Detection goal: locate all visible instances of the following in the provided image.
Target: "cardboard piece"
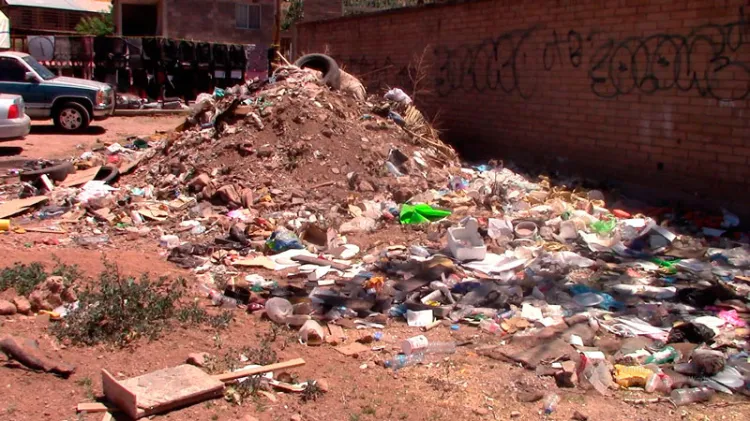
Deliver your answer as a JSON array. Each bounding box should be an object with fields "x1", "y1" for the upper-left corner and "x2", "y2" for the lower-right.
[
  {"x1": 60, "y1": 166, "x2": 101, "y2": 188},
  {"x1": 233, "y1": 255, "x2": 276, "y2": 270},
  {"x1": 334, "y1": 342, "x2": 370, "y2": 357},
  {"x1": 0, "y1": 196, "x2": 48, "y2": 219}
]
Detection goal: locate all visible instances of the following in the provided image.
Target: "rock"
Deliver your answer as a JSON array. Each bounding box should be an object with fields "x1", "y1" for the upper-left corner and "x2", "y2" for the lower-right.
[
  {"x1": 473, "y1": 408, "x2": 489, "y2": 416},
  {"x1": 186, "y1": 352, "x2": 210, "y2": 368},
  {"x1": 240, "y1": 416, "x2": 260, "y2": 421},
  {"x1": 215, "y1": 184, "x2": 242, "y2": 206},
  {"x1": 12, "y1": 296, "x2": 31, "y2": 315},
  {"x1": 189, "y1": 173, "x2": 212, "y2": 192},
  {"x1": 321, "y1": 128, "x2": 333, "y2": 138},
  {"x1": 516, "y1": 391, "x2": 544, "y2": 402},
  {"x1": 29, "y1": 277, "x2": 74, "y2": 312},
  {"x1": 240, "y1": 188, "x2": 254, "y2": 209},
  {"x1": 555, "y1": 370, "x2": 576, "y2": 388},
  {"x1": 358, "y1": 180, "x2": 375, "y2": 192},
  {"x1": 257, "y1": 145, "x2": 274, "y2": 158},
  {"x1": 511, "y1": 411, "x2": 521, "y2": 418},
  {"x1": 572, "y1": 411, "x2": 589, "y2": 421},
  {"x1": 316, "y1": 378, "x2": 330, "y2": 393},
  {"x1": 290, "y1": 414, "x2": 302, "y2": 421},
  {"x1": 0, "y1": 300, "x2": 17, "y2": 316},
  {"x1": 392, "y1": 186, "x2": 415, "y2": 203},
  {"x1": 339, "y1": 217, "x2": 376, "y2": 234}
]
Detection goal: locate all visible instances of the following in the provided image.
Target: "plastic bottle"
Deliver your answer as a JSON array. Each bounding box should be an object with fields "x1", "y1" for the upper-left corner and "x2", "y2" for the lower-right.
[
  {"x1": 645, "y1": 372, "x2": 673, "y2": 394},
  {"x1": 670, "y1": 387, "x2": 714, "y2": 406},
  {"x1": 543, "y1": 393, "x2": 560, "y2": 414},
  {"x1": 384, "y1": 353, "x2": 425, "y2": 370},
  {"x1": 426, "y1": 342, "x2": 456, "y2": 354},
  {"x1": 644, "y1": 346, "x2": 680, "y2": 365},
  {"x1": 402, "y1": 335, "x2": 456, "y2": 355},
  {"x1": 479, "y1": 319, "x2": 503, "y2": 334},
  {"x1": 198, "y1": 283, "x2": 239, "y2": 308}
]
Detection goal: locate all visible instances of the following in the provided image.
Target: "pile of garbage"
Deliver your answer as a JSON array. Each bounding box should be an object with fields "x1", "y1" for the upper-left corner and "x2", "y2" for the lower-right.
[{"x1": 1, "y1": 56, "x2": 749, "y2": 409}]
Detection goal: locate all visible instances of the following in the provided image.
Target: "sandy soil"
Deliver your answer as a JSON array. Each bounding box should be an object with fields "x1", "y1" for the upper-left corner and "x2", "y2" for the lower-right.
[{"x1": 0, "y1": 115, "x2": 184, "y2": 162}]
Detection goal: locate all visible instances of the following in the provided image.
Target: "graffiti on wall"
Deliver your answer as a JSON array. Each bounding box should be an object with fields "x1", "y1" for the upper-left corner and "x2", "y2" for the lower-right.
[{"x1": 432, "y1": 7, "x2": 750, "y2": 101}]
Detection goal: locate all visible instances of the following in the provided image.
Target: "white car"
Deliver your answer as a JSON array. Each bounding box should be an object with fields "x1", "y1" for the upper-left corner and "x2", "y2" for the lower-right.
[{"x1": 0, "y1": 93, "x2": 30, "y2": 140}]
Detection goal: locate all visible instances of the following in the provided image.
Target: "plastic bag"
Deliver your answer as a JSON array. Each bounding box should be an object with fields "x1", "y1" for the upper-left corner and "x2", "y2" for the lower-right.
[
  {"x1": 384, "y1": 88, "x2": 412, "y2": 104},
  {"x1": 400, "y1": 203, "x2": 451, "y2": 224},
  {"x1": 266, "y1": 228, "x2": 304, "y2": 253}
]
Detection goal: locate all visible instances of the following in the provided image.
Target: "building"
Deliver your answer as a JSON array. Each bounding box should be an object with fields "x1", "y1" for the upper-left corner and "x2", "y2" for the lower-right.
[
  {"x1": 0, "y1": 0, "x2": 110, "y2": 36},
  {"x1": 112, "y1": 0, "x2": 275, "y2": 45}
]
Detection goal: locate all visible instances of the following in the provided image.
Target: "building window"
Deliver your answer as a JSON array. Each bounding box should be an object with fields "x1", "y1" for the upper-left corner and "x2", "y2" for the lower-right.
[{"x1": 236, "y1": 4, "x2": 261, "y2": 29}]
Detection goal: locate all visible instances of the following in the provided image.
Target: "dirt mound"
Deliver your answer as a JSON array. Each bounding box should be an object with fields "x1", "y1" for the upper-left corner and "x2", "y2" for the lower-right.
[{"x1": 125, "y1": 66, "x2": 458, "y2": 229}]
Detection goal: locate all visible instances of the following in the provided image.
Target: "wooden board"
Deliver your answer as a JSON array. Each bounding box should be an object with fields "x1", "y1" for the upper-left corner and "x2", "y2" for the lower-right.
[
  {"x1": 0, "y1": 196, "x2": 48, "y2": 219},
  {"x1": 60, "y1": 166, "x2": 101, "y2": 187},
  {"x1": 213, "y1": 358, "x2": 306, "y2": 383},
  {"x1": 76, "y1": 402, "x2": 110, "y2": 413},
  {"x1": 102, "y1": 365, "x2": 223, "y2": 419}
]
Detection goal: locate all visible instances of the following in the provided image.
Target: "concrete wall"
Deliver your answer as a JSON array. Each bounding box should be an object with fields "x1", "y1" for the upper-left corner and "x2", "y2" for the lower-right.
[
  {"x1": 297, "y1": 0, "x2": 750, "y2": 211},
  {"x1": 167, "y1": 0, "x2": 275, "y2": 44}
]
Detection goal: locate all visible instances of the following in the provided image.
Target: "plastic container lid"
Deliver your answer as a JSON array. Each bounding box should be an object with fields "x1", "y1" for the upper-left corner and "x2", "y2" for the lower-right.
[{"x1": 573, "y1": 292, "x2": 604, "y2": 307}]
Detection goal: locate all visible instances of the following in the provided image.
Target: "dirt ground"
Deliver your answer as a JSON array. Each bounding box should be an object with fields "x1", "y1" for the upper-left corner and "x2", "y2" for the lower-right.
[
  {"x1": 0, "y1": 104, "x2": 747, "y2": 420},
  {"x1": 0, "y1": 115, "x2": 184, "y2": 163},
  {"x1": 0, "y1": 244, "x2": 748, "y2": 421}
]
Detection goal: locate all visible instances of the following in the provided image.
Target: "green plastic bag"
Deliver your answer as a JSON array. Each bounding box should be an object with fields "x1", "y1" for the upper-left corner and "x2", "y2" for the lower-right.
[
  {"x1": 399, "y1": 203, "x2": 451, "y2": 225},
  {"x1": 590, "y1": 217, "x2": 616, "y2": 235}
]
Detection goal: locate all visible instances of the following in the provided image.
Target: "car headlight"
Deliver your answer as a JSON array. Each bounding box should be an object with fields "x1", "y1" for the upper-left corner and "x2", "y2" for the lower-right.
[{"x1": 96, "y1": 89, "x2": 108, "y2": 105}]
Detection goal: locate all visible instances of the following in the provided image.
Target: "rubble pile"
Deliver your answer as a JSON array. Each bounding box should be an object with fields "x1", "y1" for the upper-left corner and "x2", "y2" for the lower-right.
[{"x1": 1, "y1": 59, "x2": 749, "y2": 414}]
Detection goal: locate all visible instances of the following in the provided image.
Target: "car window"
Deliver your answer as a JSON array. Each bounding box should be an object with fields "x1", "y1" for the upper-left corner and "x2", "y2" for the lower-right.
[
  {"x1": 22, "y1": 56, "x2": 55, "y2": 80},
  {"x1": 0, "y1": 57, "x2": 28, "y2": 82}
]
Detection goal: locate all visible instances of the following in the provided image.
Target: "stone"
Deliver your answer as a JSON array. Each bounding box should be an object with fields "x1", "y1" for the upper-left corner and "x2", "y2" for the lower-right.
[
  {"x1": 473, "y1": 408, "x2": 489, "y2": 416},
  {"x1": 392, "y1": 186, "x2": 415, "y2": 203},
  {"x1": 290, "y1": 414, "x2": 302, "y2": 421},
  {"x1": 12, "y1": 296, "x2": 31, "y2": 315},
  {"x1": 358, "y1": 180, "x2": 375, "y2": 192},
  {"x1": 29, "y1": 276, "x2": 74, "y2": 312},
  {"x1": 240, "y1": 188, "x2": 254, "y2": 209},
  {"x1": 0, "y1": 299, "x2": 17, "y2": 316},
  {"x1": 516, "y1": 391, "x2": 544, "y2": 402},
  {"x1": 186, "y1": 352, "x2": 210, "y2": 368},
  {"x1": 554, "y1": 370, "x2": 576, "y2": 388},
  {"x1": 241, "y1": 416, "x2": 260, "y2": 421},
  {"x1": 257, "y1": 145, "x2": 274, "y2": 158},
  {"x1": 321, "y1": 128, "x2": 333, "y2": 138},
  {"x1": 510, "y1": 411, "x2": 521, "y2": 418},
  {"x1": 316, "y1": 378, "x2": 330, "y2": 393},
  {"x1": 189, "y1": 173, "x2": 212, "y2": 192},
  {"x1": 572, "y1": 411, "x2": 589, "y2": 421},
  {"x1": 215, "y1": 184, "x2": 242, "y2": 206}
]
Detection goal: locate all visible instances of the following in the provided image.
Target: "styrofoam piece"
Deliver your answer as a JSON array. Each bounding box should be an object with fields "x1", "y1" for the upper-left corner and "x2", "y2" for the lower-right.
[{"x1": 448, "y1": 217, "x2": 487, "y2": 261}]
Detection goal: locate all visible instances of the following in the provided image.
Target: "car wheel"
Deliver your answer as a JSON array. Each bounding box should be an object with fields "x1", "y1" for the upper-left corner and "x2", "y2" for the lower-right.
[{"x1": 54, "y1": 102, "x2": 90, "y2": 132}]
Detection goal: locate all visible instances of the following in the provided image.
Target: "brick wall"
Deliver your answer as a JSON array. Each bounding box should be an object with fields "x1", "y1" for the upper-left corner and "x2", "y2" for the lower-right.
[
  {"x1": 302, "y1": 0, "x2": 342, "y2": 22},
  {"x1": 297, "y1": 0, "x2": 750, "y2": 213},
  {"x1": 167, "y1": 0, "x2": 275, "y2": 45}
]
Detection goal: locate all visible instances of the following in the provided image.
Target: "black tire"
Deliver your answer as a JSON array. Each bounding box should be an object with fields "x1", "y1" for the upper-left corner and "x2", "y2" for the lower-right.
[
  {"x1": 19, "y1": 162, "x2": 75, "y2": 182},
  {"x1": 53, "y1": 102, "x2": 90, "y2": 132},
  {"x1": 94, "y1": 165, "x2": 120, "y2": 184},
  {"x1": 294, "y1": 54, "x2": 341, "y2": 90}
]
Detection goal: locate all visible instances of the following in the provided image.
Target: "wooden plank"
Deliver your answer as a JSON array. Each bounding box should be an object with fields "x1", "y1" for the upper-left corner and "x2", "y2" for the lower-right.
[
  {"x1": 76, "y1": 402, "x2": 109, "y2": 413},
  {"x1": 213, "y1": 358, "x2": 306, "y2": 383},
  {"x1": 60, "y1": 166, "x2": 101, "y2": 187},
  {"x1": 0, "y1": 196, "x2": 48, "y2": 219},
  {"x1": 292, "y1": 255, "x2": 350, "y2": 271},
  {"x1": 24, "y1": 227, "x2": 67, "y2": 234},
  {"x1": 102, "y1": 369, "x2": 141, "y2": 420}
]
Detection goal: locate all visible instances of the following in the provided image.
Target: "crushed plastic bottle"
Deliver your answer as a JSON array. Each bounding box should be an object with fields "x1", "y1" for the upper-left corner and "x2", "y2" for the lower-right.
[
  {"x1": 543, "y1": 393, "x2": 560, "y2": 414},
  {"x1": 198, "y1": 283, "x2": 239, "y2": 308},
  {"x1": 75, "y1": 234, "x2": 110, "y2": 246},
  {"x1": 384, "y1": 353, "x2": 425, "y2": 370},
  {"x1": 479, "y1": 319, "x2": 503, "y2": 334},
  {"x1": 670, "y1": 387, "x2": 714, "y2": 406}
]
